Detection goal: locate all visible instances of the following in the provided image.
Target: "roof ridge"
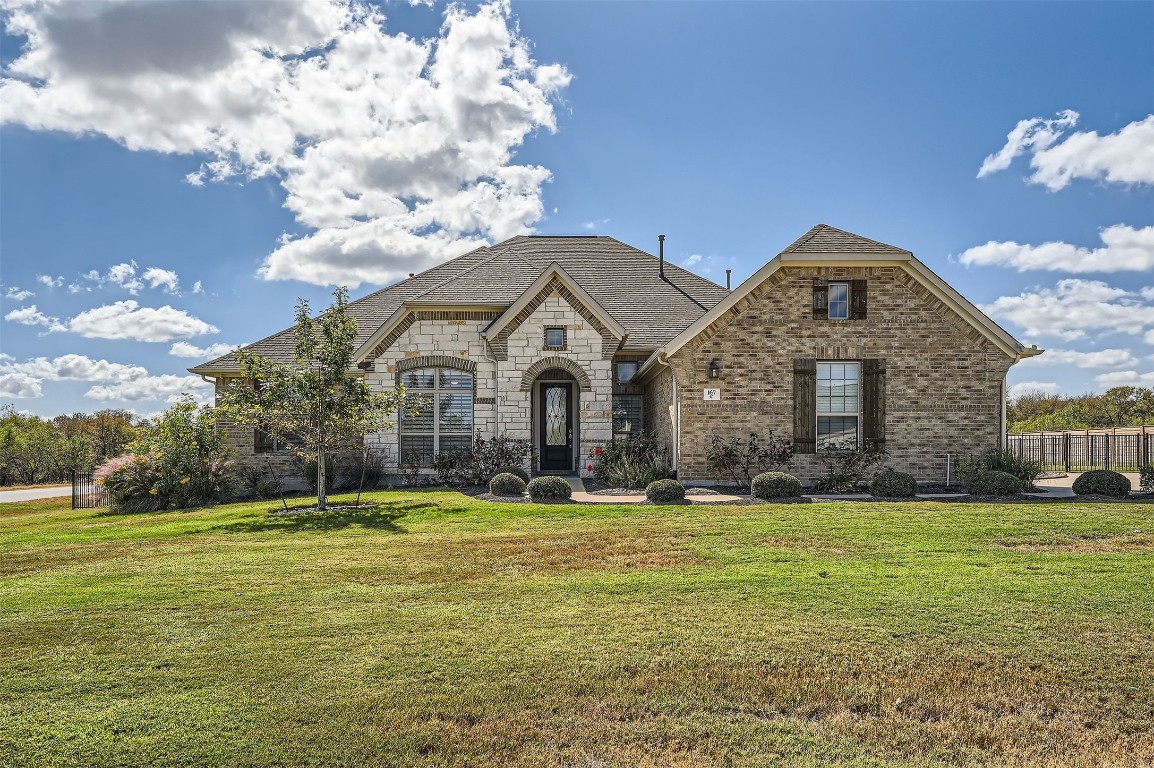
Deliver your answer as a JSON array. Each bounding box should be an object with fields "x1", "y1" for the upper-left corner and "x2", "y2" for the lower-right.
[{"x1": 782, "y1": 223, "x2": 908, "y2": 254}]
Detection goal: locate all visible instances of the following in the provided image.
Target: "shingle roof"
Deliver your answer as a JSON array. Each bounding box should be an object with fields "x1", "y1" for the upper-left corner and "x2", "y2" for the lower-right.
[
  {"x1": 190, "y1": 236, "x2": 729, "y2": 374},
  {"x1": 782, "y1": 224, "x2": 911, "y2": 255}
]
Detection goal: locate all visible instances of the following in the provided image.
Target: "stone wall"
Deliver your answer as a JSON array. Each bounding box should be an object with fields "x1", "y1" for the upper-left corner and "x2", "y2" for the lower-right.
[{"x1": 664, "y1": 265, "x2": 1015, "y2": 483}]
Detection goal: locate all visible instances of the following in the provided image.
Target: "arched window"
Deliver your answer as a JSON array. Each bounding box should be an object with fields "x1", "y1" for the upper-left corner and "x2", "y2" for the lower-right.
[{"x1": 399, "y1": 368, "x2": 474, "y2": 465}]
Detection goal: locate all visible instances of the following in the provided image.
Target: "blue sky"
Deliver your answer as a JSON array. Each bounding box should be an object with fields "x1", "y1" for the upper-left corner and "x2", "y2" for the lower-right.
[{"x1": 2, "y1": 0, "x2": 1152, "y2": 418}]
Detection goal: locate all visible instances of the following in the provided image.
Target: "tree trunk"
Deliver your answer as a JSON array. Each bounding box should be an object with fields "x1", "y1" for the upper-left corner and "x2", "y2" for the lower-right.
[{"x1": 316, "y1": 449, "x2": 327, "y2": 511}]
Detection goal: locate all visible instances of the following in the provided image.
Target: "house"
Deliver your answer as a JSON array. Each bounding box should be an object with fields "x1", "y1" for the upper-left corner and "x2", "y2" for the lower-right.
[{"x1": 190, "y1": 225, "x2": 1042, "y2": 483}]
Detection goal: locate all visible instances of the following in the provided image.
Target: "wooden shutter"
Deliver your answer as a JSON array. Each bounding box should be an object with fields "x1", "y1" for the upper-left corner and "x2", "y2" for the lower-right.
[
  {"x1": 812, "y1": 280, "x2": 828, "y2": 320},
  {"x1": 862, "y1": 358, "x2": 886, "y2": 450},
  {"x1": 793, "y1": 357, "x2": 817, "y2": 454},
  {"x1": 850, "y1": 279, "x2": 868, "y2": 320}
]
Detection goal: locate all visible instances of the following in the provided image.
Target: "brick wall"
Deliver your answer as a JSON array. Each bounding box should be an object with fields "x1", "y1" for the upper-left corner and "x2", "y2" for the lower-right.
[{"x1": 664, "y1": 265, "x2": 1015, "y2": 483}]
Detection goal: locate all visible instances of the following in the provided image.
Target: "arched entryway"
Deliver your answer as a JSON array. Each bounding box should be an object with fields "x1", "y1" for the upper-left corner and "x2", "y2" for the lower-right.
[{"x1": 532, "y1": 368, "x2": 580, "y2": 473}]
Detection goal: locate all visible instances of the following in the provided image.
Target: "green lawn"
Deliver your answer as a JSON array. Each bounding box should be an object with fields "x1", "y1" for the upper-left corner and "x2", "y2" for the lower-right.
[{"x1": 1, "y1": 493, "x2": 1151, "y2": 767}]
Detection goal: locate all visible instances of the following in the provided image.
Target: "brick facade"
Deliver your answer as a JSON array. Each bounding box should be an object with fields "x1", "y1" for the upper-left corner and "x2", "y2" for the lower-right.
[{"x1": 656, "y1": 265, "x2": 1013, "y2": 483}]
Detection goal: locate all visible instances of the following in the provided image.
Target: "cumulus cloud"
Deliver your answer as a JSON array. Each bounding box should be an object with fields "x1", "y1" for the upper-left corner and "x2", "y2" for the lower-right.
[
  {"x1": 1093, "y1": 370, "x2": 1154, "y2": 388},
  {"x1": 5, "y1": 304, "x2": 67, "y2": 332},
  {"x1": 978, "y1": 111, "x2": 1154, "y2": 190},
  {"x1": 36, "y1": 274, "x2": 63, "y2": 288},
  {"x1": 1018, "y1": 347, "x2": 1138, "y2": 370},
  {"x1": 142, "y1": 267, "x2": 180, "y2": 293},
  {"x1": 0, "y1": 354, "x2": 148, "y2": 384},
  {"x1": 682, "y1": 254, "x2": 703, "y2": 267},
  {"x1": 68, "y1": 300, "x2": 218, "y2": 341},
  {"x1": 981, "y1": 279, "x2": 1154, "y2": 340},
  {"x1": 0, "y1": 373, "x2": 42, "y2": 398},
  {"x1": 1007, "y1": 381, "x2": 1060, "y2": 399},
  {"x1": 169, "y1": 341, "x2": 239, "y2": 359},
  {"x1": 1, "y1": 0, "x2": 571, "y2": 288},
  {"x1": 4, "y1": 287, "x2": 34, "y2": 302},
  {"x1": 959, "y1": 224, "x2": 1154, "y2": 273},
  {"x1": 86, "y1": 375, "x2": 212, "y2": 404}
]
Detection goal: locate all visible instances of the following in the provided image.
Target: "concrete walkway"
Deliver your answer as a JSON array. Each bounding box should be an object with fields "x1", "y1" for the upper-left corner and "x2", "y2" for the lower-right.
[{"x1": 0, "y1": 485, "x2": 71, "y2": 503}]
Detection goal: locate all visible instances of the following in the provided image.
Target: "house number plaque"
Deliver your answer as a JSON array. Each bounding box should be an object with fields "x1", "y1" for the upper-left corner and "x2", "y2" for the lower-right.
[{"x1": 703, "y1": 388, "x2": 721, "y2": 401}]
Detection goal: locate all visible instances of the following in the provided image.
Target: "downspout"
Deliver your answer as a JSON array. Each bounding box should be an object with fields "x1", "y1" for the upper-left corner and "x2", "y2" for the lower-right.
[{"x1": 653, "y1": 351, "x2": 679, "y2": 473}]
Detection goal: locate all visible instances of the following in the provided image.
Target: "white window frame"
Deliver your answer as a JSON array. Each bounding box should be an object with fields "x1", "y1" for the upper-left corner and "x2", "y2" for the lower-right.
[
  {"x1": 827, "y1": 282, "x2": 850, "y2": 320},
  {"x1": 399, "y1": 368, "x2": 474, "y2": 465},
  {"x1": 816, "y1": 361, "x2": 860, "y2": 452}
]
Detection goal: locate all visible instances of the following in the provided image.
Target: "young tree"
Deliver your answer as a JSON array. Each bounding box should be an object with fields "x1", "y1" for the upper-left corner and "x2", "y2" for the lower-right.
[{"x1": 219, "y1": 287, "x2": 406, "y2": 510}]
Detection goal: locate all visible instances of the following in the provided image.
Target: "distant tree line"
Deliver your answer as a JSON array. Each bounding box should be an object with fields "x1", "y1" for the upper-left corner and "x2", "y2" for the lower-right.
[
  {"x1": 1008, "y1": 386, "x2": 1154, "y2": 433},
  {"x1": 0, "y1": 406, "x2": 143, "y2": 486}
]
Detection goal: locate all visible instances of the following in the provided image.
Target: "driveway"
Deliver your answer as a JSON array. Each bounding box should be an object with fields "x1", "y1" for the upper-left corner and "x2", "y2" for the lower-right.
[{"x1": 0, "y1": 485, "x2": 72, "y2": 504}]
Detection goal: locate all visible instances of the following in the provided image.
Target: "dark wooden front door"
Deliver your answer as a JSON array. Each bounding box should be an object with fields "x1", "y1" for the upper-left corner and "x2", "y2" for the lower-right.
[{"x1": 539, "y1": 383, "x2": 573, "y2": 472}]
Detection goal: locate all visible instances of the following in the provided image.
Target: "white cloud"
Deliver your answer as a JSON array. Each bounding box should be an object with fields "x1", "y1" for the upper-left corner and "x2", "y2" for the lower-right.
[
  {"x1": 1007, "y1": 381, "x2": 1060, "y2": 399},
  {"x1": 979, "y1": 111, "x2": 1154, "y2": 190},
  {"x1": 1018, "y1": 347, "x2": 1138, "y2": 370},
  {"x1": 68, "y1": 300, "x2": 218, "y2": 342},
  {"x1": 1, "y1": 0, "x2": 570, "y2": 289},
  {"x1": 191, "y1": 281, "x2": 204, "y2": 295},
  {"x1": 0, "y1": 354, "x2": 148, "y2": 384},
  {"x1": 36, "y1": 274, "x2": 63, "y2": 288},
  {"x1": 582, "y1": 218, "x2": 610, "y2": 230},
  {"x1": 142, "y1": 267, "x2": 180, "y2": 293},
  {"x1": 86, "y1": 375, "x2": 213, "y2": 405},
  {"x1": 169, "y1": 341, "x2": 239, "y2": 359},
  {"x1": 682, "y1": 254, "x2": 703, "y2": 267},
  {"x1": 0, "y1": 373, "x2": 42, "y2": 398},
  {"x1": 4, "y1": 304, "x2": 67, "y2": 332},
  {"x1": 1093, "y1": 370, "x2": 1154, "y2": 388},
  {"x1": 1145, "y1": 329, "x2": 1154, "y2": 346},
  {"x1": 981, "y1": 279, "x2": 1154, "y2": 340},
  {"x1": 4, "y1": 287, "x2": 34, "y2": 302},
  {"x1": 959, "y1": 224, "x2": 1154, "y2": 273}
]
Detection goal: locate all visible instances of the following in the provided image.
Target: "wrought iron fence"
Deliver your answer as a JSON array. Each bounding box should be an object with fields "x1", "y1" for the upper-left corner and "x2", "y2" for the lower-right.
[
  {"x1": 71, "y1": 470, "x2": 104, "y2": 509},
  {"x1": 1006, "y1": 427, "x2": 1154, "y2": 472}
]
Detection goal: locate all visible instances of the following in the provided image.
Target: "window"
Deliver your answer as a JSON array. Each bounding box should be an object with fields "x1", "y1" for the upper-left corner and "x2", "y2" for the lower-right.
[
  {"x1": 828, "y1": 282, "x2": 849, "y2": 320},
  {"x1": 612, "y1": 395, "x2": 643, "y2": 438},
  {"x1": 817, "y1": 361, "x2": 859, "y2": 451},
  {"x1": 255, "y1": 428, "x2": 281, "y2": 454},
  {"x1": 544, "y1": 327, "x2": 566, "y2": 349},
  {"x1": 616, "y1": 361, "x2": 638, "y2": 383},
  {"x1": 399, "y1": 367, "x2": 473, "y2": 465}
]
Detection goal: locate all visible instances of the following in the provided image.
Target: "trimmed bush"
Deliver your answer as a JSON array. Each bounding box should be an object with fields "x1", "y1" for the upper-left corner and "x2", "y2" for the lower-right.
[
  {"x1": 1141, "y1": 464, "x2": 1154, "y2": 494},
  {"x1": 968, "y1": 470, "x2": 1023, "y2": 496},
  {"x1": 492, "y1": 465, "x2": 529, "y2": 483},
  {"x1": 870, "y1": 469, "x2": 917, "y2": 498},
  {"x1": 645, "y1": 479, "x2": 686, "y2": 503},
  {"x1": 526, "y1": 475, "x2": 572, "y2": 501},
  {"x1": 488, "y1": 472, "x2": 526, "y2": 497},
  {"x1": 751, "y1": 471, "x2": 802, "y2": 499},
  {"x1": 1072, "y1": 469, "x2": 1131, "y2": 498}
]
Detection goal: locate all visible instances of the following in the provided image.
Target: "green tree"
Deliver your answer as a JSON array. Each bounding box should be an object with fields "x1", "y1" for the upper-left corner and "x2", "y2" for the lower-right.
[{"x1": 219, "y1": 287, "x2": 406, "y2": 510}]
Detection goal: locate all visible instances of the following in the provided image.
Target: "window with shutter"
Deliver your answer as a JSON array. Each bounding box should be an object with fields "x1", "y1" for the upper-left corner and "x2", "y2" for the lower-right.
[
  {"x1": 862, "y1": 358, "x2": 885, "y2": 449},
  {"x1": 851, "y1": 279, "x2": 868, "y2": 320},
  {"x1": 812, "y1": 280, "x2": 828, "y2": 320}
]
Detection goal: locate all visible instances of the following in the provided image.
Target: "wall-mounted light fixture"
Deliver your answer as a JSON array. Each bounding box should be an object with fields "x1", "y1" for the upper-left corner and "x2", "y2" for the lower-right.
[{"x1": 708, "y1": 359, "x2": 720, "y2": 379}]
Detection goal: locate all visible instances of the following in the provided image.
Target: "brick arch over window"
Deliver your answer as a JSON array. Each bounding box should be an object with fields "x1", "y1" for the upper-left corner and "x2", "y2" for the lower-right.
[
  {"x1": 520, "y1": 356, "x2": 591, "y2": 392},
  {"x1": 395, "y1": 355, "x2": 476, "y2": 376}
]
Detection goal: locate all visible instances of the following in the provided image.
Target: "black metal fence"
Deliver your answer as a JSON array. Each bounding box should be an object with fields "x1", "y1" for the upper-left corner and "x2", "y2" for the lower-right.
[
  {"x1": 1006, "y1": 427, "x2": 1154, "y2": 472},
  {"x1": 71, "y1": 470, "x2": 104, "y2": 509}
]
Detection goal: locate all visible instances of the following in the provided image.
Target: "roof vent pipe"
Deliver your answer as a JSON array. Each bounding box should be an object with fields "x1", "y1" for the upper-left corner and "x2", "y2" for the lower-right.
[
  {"x1": 658, "y1": 234, "x2": 666, "y2": 280},
  {"x1": 726, "y1": 269, "x2": 732, "y2": 291}
]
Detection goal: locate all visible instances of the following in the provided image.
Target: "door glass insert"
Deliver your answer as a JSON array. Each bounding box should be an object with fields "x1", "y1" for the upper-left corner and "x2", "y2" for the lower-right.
[{"x1": 545, "y1": 386, "x2": 567, "y2": 446}]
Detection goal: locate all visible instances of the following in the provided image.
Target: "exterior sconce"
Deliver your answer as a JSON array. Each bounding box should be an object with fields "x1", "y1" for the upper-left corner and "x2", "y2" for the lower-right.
[{"x1": 708, "y1": 359, "x2": 720, "y2": 379}]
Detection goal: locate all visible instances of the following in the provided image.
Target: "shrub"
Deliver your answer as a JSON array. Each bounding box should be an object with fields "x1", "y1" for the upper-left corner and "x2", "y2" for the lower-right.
[
  {"x1": 526, "y1": 475, "x2": 572, "y2": 501},
  {"x1": 645, "y1": 479, "x2": 685, "y2": 503},
  {"x1": 237, "y1": 465, "x2": 281, "y2": 500},
  {"x1": 431, "y1": 450, "x2": 469, "y2": 486},
  {"x1": 465, "y1": 433, "x2": 533, "y2": 485},
  {"x1": 812, "y1": 448, "x2": 887, "y2": 493},
  {"x1": 968, "y1": 470, "x2": 1023, "y2": 496},
  {"x1": 592, "y1": 433, "x2": 672, "y2": 489},
  {"x1": 489, "y1": 472, "x2": 527, "y2": 497},
  {"x1": 1139, "y1": 464, "x2": 1154, "y2": 493},
  {"x1": 1072, "y1": 469, "x2": 1131, "y2": 497},
  {"x1": 336, "y1": 452, "x2": 384, "y2": 491},
  {"x1": 955, "y1": 447, "x2": 1042, "y2": 490},
  {"x1": 705, "y1": 431, "x2": 793, "y2": 487},
  {"x1": 492, "y1": 465, "x2": 529, "y2": 483},
  {"x1": 750, "y1": 471, "x2": 802, "y2": 499},
  {"x1": 870, "y1": 468, "x2": 917, "y2": 498}
]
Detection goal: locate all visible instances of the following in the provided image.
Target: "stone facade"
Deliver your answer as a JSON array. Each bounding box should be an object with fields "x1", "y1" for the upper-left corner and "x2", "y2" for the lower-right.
[{"x1": 657, "y1": 265, "x2": 1014, "y2": 483}]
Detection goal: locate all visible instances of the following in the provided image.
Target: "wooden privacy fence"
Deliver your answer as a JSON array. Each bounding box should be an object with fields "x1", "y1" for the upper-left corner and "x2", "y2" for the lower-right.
[{"x1": 1006, "y1": 427, "x2": 1154, "y2": 472}]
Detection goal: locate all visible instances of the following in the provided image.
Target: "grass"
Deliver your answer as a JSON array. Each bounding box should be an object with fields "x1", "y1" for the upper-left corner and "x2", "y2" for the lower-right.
[{"x1": 1, "y1": 492, "x2": 1152, "y2": 767}]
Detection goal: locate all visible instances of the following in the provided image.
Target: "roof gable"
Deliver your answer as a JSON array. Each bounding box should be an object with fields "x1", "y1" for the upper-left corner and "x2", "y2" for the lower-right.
[{"x1": 783, "y1": 224, "x2": 911, "y2": 255}]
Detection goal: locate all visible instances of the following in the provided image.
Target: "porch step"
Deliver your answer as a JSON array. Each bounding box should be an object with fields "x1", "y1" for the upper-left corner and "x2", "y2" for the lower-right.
[{"x1": 560, "y1": 475, "x2": 586, "y2": 494}]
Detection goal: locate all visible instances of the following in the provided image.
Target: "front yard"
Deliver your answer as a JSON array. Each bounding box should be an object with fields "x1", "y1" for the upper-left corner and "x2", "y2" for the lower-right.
[{"x1": 1, "y1": 493, "x2": 1151, "y2": 767}]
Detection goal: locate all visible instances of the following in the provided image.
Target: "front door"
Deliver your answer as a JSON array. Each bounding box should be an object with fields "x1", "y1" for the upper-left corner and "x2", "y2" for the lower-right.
[{"x1": 539, "y1": 383, "x2": 573, "y2": 472}]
